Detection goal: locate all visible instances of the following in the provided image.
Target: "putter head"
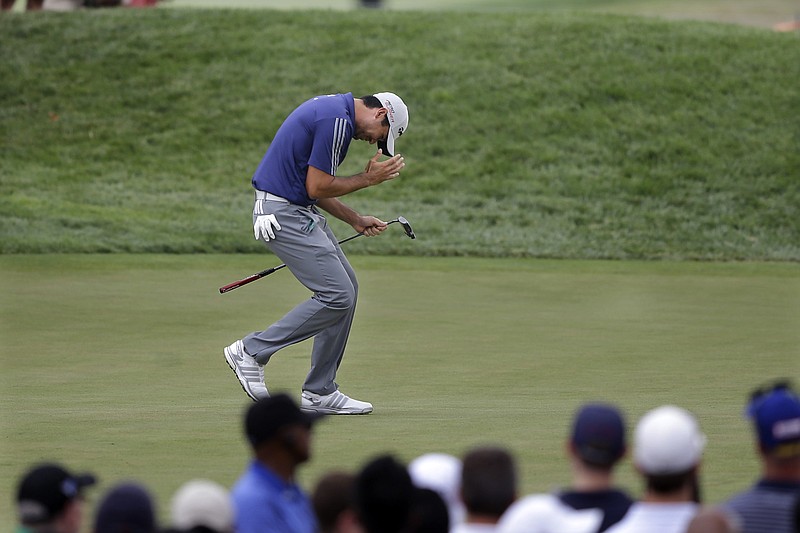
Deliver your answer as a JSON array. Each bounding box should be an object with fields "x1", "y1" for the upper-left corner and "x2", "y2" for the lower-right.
[{"x1": 397, "y1": 216, "x2": 416, "y2": 239}]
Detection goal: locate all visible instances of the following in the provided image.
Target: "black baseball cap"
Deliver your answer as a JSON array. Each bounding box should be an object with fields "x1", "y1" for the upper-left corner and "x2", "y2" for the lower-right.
[
  {"x1": 245, "y1": 393, "x2": 323, "y2": 447},
  {"x1": 17, "y1": 463, "x2": 97, "y2": 524}
]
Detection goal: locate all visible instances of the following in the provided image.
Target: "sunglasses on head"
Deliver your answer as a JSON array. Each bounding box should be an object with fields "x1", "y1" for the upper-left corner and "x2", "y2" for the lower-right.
[
  {"x1": 746, "y1": 379, "x2": 795, "y2": 416},
  {"x1": 749, "y1": 379, "x2": 794, "y2": 403}
]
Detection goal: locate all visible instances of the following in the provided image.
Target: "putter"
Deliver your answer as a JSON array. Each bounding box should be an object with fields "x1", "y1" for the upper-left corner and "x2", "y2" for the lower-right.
[{"x1": 219, "y1": 216, "x2": 416, "y2": 294}]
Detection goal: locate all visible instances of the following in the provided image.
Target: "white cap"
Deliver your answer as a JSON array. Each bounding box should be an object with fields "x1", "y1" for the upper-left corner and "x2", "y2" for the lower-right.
[
  {"x1": 634, "y1": 405, "x2": 706, "y2": 474},
  {"x1": 373, "y1": 92, "x2": 408, "y2": 157},
  {"x1": 408, "y1": 453, "x2": 466, "y2": 527},
  {"x1": 170, "y1": 479, "x2": 233, "y2": 533}
]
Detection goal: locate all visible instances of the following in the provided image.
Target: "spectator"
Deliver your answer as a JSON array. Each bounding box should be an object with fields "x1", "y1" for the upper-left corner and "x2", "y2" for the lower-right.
[
  {"x1": 794, "y1": 495, "x2": 800, "y2": 533},
  {"x1": 231, "y1": 393, "x2": 323, "y2": 533},
  {"x1": 724, "y1": 380, "x2": 800, "y2": 533},
  {"x1": 355, "y1": 455, "x2": 415, "y2": 533},
  {"x1": 409, "y1": 453, "x2": 466, "y2": 528},
  {"x1": 1, "y1": 0, "x2": 43, "y2": 10},
  {"x1": 498, "y1": 403, "x2": 633, "y2": 533},
  {"x1": 16, "y1": 462, "x2": 97, "y2": 533},
  {"x1": 559, "y1": 403, "x2": 634, "y2": 531},
  {"x1": 684, "y1": 506, "x2": 741, "y2": 533},
  {"x1": 407, "y1": 487, "x2": 450, "y2": 533},
  {"x1": 169, "y1": 479, "x2": 234, "y2": 533},
  {"x1": 454, "y1": 446, "x2": 517, "y2": 532},
  {"x1": 93, "y1": 482, "x2": 157, "y2": 533},
  {"x1": 605, "y1": 405, "x2": 706, "y2": 533},
  {"x1": 312, "y1": 471, "x2": 362, "y2": 533}
]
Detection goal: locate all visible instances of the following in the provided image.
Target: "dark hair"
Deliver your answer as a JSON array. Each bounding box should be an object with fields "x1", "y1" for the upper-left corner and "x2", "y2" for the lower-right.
[
  {"x1": 645, "y1": 469, "x2": 697, "y2": 497},
  {"x1": 312, "y1": 472, "x2": 356, "y2": 533},
  {"x1": 358, "y1": 95, "x2": 389, "y2": 127},
  {"x1": 359, "y1": 95, "x2": 382, "y2": 108},
  {"x1": 355, "y1": 455, "x2": 414, "y2": 533},
  {"x1": 406, "y1": 488, "x2": 449, "y2": 533},
  {"x1": 460, "y1": 447, "x2": 517, "y2": 517}
]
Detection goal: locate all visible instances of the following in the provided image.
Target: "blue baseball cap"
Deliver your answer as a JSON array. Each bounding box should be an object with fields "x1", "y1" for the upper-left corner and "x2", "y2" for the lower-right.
[
  {"x1": 747, "y1": 381, "x2": 800, "y2": 457},
  {"x1": 571, "y1": 403, "x2": 626, "y2": 467}
]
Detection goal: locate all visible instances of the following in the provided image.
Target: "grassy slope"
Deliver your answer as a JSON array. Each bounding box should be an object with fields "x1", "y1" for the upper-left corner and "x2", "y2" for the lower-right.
[
  {"x1": 2, "y1": 9, "x2": 799, "y2": 259},
  {"x1": 1, "y1": 254, "x2": 798, "y2": 529},
  {"x1": 162, "y1": 0, "x2": 800, "y2": 26}
]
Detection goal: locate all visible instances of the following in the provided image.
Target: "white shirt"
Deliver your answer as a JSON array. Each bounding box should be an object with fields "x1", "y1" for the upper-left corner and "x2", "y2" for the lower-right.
[
  {"x1": 496, "y1": 494, "x2": 602, "y2": 533},
  {"x1": 604, "y1": 502, "x2": 698, "y2": 533}
]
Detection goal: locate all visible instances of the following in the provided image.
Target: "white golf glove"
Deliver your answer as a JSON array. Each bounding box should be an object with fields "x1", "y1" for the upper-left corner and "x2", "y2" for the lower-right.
[{"x1": 254, "y1": 214, "x2": 281, "y2": 241}]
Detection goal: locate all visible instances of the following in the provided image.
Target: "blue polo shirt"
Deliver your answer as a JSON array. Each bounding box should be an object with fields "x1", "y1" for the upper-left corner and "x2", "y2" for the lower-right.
[
  {"x1": 252, "y1": 93, "x2": 356, "y2": 206},
  {"x1": 231, "y1": 461, "x2": 318, "y2": 533}
]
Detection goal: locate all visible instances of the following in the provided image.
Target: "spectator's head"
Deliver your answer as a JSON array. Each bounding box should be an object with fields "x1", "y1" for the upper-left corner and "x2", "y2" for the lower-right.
[
  {"x1": 569, "y1": 403, "x2": 627, "y2": 470},
  {"x1": 93, "y1": 482, "x2": 157, "y2": 533},
  {"x1": 355, "y1": 455, "x2": 414, "y2": 533},
  {"x1": 312, "y1": 471, "x2": 362, "y2": 533},
  {"x1": 406, "y1": 487, "x2": 449, "y2": 533},
  {"x1": 459, "y1": 446, "x2": 517, "y2": 523},
  {"x1": 16, "y1": 463, "x2": 97, "y2": 533},
  {"x1": 170, "y1": 479, "x2": 234, "y2": 533},
  {"x1": 245, "y1": 393, "x2": 323, "y2": 467},
  {"x1": 408, "y1": 453, "x2": 465, "y2": 527},
  {"x1": 746, "y1": 380, "x2": 800, "y2": 462},
  {"x1": 633, "y1": 405, "x2": 706, "y2": 497}
]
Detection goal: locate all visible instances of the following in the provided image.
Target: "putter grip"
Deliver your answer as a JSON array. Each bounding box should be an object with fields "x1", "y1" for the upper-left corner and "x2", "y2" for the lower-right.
[
  {"x1": 219, "y1": 274, "x2": 261, "y2": 294},
  {"x1": 219, "y1": 264, "x2": 286, "y2": 294}
]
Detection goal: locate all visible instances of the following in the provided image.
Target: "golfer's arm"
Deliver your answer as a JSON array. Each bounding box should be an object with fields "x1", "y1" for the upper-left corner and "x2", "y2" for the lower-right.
[
  {"x1": 306, "y1": 166, "x2": 372, "y2": 199},
  {"x1": 316, "y1": 198, "x2": 361, "y2": 227}
]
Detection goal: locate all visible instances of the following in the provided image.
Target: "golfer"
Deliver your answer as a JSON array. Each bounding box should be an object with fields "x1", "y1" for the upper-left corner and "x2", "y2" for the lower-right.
[{"x1": 224, "y1": 92, "x2": 409, "y2": 415}]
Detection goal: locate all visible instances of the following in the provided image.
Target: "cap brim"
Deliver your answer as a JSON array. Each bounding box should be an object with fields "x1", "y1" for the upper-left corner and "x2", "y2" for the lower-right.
[
  {"x1": 75, "y1": 474, "x2": 98, "y2": 491},
  {"x1": 378, "y1": 132, "x2": 395, "y2": 157}
]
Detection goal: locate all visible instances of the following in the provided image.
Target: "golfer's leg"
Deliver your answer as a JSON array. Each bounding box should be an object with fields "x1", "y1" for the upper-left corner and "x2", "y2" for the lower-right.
[
  {"x1": 243, "y1": 206, "x2": 355, "y2": 365},
  {"x1": 304, "y1": 227, "x2": 359, "y2": 395}
]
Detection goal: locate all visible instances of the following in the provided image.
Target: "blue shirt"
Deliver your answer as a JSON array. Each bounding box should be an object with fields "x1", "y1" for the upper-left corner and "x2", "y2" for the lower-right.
[
  {"x1": 231, "y1": 461, "x2": 318, "y2": 533},
  {"x1": 252, "y1": 93, "x2": 356, "y2": 206},
  {"x1": 724, "y1": 479, "x2": 800, "y2": 533}
]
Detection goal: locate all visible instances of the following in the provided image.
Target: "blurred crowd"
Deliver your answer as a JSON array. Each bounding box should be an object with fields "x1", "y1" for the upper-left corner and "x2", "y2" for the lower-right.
[
  {"x1": 1, "y1": 0, "x2": 157, "y2": 11},
  {"x1": 13, "y1": 379, "x2": 800, "y2": 533}
]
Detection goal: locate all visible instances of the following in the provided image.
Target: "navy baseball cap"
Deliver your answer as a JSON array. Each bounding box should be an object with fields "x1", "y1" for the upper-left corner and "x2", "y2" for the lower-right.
[
  {"x1": 571, "y1": 403, "x2": 627, "y2": 467},
  {"x1": 747, "y1": 380, "x2": 800, "y2": 457},
  {"x1": 245, "y1": 393, "x2": 323, "y2": 447},
  {"x1": 94, "y1": 482, "x2": 156, "y2": 533},
  {"x1": 17, "y1": 463, "x2": 97, "y2": 525}
]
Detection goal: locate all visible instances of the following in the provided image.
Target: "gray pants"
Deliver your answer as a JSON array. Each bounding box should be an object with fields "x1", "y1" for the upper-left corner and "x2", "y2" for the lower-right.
[{"x1": 242, "y1": 195, "x2": 357, "y2": 396}]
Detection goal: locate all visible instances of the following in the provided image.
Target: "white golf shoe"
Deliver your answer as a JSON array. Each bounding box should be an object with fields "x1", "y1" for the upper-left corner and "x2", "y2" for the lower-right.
[
  {"x1": 223, "y1": 340, "x2": 269, "y2": 401},
  {"x1": 300, "y1": 390, "x2": 373, "y2": 415}
]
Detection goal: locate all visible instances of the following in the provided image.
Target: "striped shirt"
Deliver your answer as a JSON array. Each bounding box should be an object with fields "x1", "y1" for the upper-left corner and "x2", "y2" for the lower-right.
[
  {"x1": 724, "y1": 479, "x2": 800, "y2": 533},
  {"x1": 252, "y1": 93, "x2": 355, "y2": 206}
]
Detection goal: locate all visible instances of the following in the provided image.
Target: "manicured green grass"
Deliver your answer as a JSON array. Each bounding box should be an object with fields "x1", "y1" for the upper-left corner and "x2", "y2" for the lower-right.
[
  {"x1": 1, "y1": 255, "x2": 798, "y2": 529},
  {"x1": 2, "y1": 9, "x2": 799, "y2": 259}
]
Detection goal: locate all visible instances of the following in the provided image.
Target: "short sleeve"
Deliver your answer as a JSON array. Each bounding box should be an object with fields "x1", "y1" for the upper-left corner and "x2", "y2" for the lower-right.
[{"x1": 308, "y1": 117, "x2": 352, "y2": 177}]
